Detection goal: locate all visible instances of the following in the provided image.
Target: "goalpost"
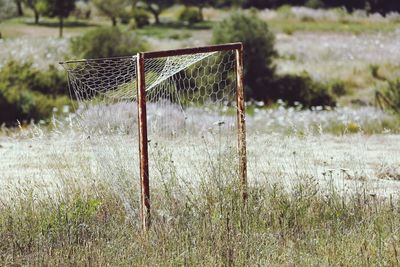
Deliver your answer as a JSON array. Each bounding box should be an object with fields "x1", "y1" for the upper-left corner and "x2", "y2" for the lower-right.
[{"x1": 60, "y1": 43, "x2": 247, "y2": 231}]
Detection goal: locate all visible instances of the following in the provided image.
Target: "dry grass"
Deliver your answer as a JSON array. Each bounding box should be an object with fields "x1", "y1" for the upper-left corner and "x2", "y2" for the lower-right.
[
  {"x1": 1, "y1": 110, "x2": 400, "y2": 265},
  {"x1": 1, "y1": 129, "x2": 400, "y2": 265}
]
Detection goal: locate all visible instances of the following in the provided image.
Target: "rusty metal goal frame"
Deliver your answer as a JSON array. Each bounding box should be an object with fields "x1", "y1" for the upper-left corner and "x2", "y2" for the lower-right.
[{"x1": 136, "y1": 42, "x2": 247, "y2": 231}]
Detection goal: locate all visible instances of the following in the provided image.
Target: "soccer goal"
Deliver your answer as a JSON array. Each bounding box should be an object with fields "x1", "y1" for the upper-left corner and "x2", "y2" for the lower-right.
[{"x1": 60, "y1": 43, "x2": 247, "y2": 230}]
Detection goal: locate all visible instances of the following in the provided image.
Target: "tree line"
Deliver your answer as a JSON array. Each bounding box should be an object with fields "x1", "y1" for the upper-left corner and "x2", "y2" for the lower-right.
[
  {"x1": 243, "y1": 0, "x2": 400, "y2": 14},
  {"x1": 3, "y1": 0, "x2": 400, "y2": 39}
]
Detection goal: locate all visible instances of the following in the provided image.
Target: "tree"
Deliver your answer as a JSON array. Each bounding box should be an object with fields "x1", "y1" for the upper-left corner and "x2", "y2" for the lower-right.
[
  {"x1": 24, "y1": 0, "x2": 41, "y2": 24},
  {"x1": 38, "y1": 0, "x2": 75, "y2": 38},
  {"x1": 180, "y1": 0, "x2": 213, "y2": 21},
  {"x1": 0, "y1": 0, "x2": 16, "y2": 21},
  {"x1": 14, "y1": 0, "x2": 24, "y2": 16},
  {"x1": 0, "y1": 0, "x2": 16, "y2": 37},
  {"x1": 92, "y1": 0, "x2": 128, "y2": 26},
  {"x1": 214, "y1": 0, "x2": 243, "y2": 8},
  {"x1": 71, "y1": 27, "x2": 149, "y2": 58},
  {"x1": 212, "y1": 12, "x2": 277, "y2": 100},
  {"x1": 322, "y1": 0, "x2": 365, "y2": 11},
  {"x1": 242, "y1": 0, "x2": 307, "y2": 9},
  {"x1": 367, "y1": 0, "x2": 400, "y2": 14},
  {"x1": 242, "y1": 0, "x2": 275, "y2": 9},
  {"x1": 138, "y1": 0, "x2": 174, "y2": 24}
]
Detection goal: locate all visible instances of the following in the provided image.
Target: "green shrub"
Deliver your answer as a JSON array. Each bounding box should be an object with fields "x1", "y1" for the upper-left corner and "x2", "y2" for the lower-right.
[
  {"x1": 119, "y1": 8, "x2": 148, "y2": 26},
  {"x1": 305, "y1": 0, "x2": 324, "y2": 9},
  {"x1": 0, "y1": 61, "x2": 71, "y2": 125},
  {"x1": 133, "y1": 9, "x2": 150, "y2": 28},
  {"x1": 73, "y1": 0, "x2": 91, "y2": 19},
  {"x1": 0, "y1": 61, "x2": 68, "y2": 96},
  {"x1": 128, "y1": 19, "x2": 137, "y2": 30},
  {"x1": 179, "y1": 7, "x2": 202, "y2": 25},
  {"x1": 212, "y1": 12, "x2": 277, "y2": 100},
  {"x1": 283, "y1": 25, "x2": 295, "y2": 35},
  {"x1": 329, "y1": 80, "x2": 348, "y2": 97},
  {"x1": 273, "y1": 73, "x2": 336, "y2": 108},
  {"x1": 212, "y1": 12, "x2": 335, "y2": 107},
  {"x1": 385, "y1": 79, "x2": 400, "y2": 113},
  {"x1": 277, "y1": 4, "x2": 292, "y2": 17},
  {"x1": 369, "y1": 64, "x2": 387, "y2": 81},
  {"x1": 119, "y1": 10, "x2": 132, "y2": 25},
  {"x1": 70, "y1": 27, "x2": 149, "y2": 59}
]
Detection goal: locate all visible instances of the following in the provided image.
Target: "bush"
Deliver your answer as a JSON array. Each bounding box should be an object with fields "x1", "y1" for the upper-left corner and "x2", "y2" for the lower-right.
[
  {"x1": 119, "y1": 10, "x2": 132, "y2": 25},
  {"x1": 70, "y1": 27, "x2": 149, "y2": 59},
  {"x1": 133, "y1": 9, "x2": 150, "y2": 28},
  {"x1": 385, "y1": 79, "x2": 400, "y2": 113},
  {"x1": 273, "y1": 73, "x2": 336, "y2": 108},
  {"x1": 179, "y1": 7, "x2": 202, "y2": 25},
  {"x1": 305, "y1": 0, "x2": 324, "y2": 9},
  {"x1": 212, "y1": 12, "x2": 277, "y2": 100},
  {"x1": 328, "y1": 80, "x2": 347, "y2": 97},
  {"x1": 73, "y1": 0, "x2": 91, "y2": 19},
  {"x1": 128, "y1": 19, "x2": 137, "y2": 30},
  {"x1": 212, "y1": 12, "x2": 336, "y2": 108},
  {"x1": 0, "y1": 61, "x2": 68, "y2": 96},
  {"x1": 276, "y1": 5, "x2": 293, "y2": 17},
  {"x1": 0, "y1": 61, "x2": 71, "y2": 125}
]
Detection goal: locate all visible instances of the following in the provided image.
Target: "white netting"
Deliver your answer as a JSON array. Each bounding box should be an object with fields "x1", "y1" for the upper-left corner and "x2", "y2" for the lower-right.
[
  {"x1": 61, "y1": 56, "x2": 138, "y2": 133},
  {"x1": 61, "y1": 49, "x2": 239, "y2": 191},
  {"x1": 61, "y1": 50, "x2": 238, "y2": 138},
  {"x1": 144, "y1": 50, "x2": 237, "y2": 138}
]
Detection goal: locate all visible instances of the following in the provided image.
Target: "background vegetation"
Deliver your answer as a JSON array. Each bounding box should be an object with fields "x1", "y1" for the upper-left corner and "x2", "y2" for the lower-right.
[
  {"x1": 1, "y1": 0, "x2": 400, "y2": 265},
  {"x1": 70, "y1": 27, "x2": 148, "y2": 58},
  {"x1": 0, "y1": 0, "x2": 399, "y2": 123},
  {"x1": 0, "y1": 61, "x2": 70, "y2": 125}
]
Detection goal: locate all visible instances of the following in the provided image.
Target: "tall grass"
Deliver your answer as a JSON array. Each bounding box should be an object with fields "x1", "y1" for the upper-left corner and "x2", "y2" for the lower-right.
[{"x1": 1, "y1": 138, "x2": 399, "y2": 266}]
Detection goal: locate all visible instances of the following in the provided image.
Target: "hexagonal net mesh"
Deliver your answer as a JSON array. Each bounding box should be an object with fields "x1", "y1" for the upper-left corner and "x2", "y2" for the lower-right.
[
  {"x1": 144, "y1": 50, "x2": 237, "y2": 139},
  {"x1": 60, "y1": 56, "x2": 138, "y2": 133},
  {"x1": 60, "y1": 50, "x2": 238, "y2": 141},
  {"x1": 143, "y1": 50, "x2": 240, "y2": 188},
  {"x1": 59, "y1": 47, "x2": 238, "y2": 191}
]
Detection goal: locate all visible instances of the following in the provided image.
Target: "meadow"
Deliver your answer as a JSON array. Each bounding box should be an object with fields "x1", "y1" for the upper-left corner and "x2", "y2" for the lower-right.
[
  {"x1": 1, "y1": 5, "x2": 400, "y2": 266},
  {"x1": 1, "y1": 103, "x2": 400, "y2": 265}
]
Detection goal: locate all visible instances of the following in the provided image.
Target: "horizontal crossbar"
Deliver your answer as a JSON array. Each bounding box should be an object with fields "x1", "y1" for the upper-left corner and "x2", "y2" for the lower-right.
[
  {"x1": 142, "y1": 42, "x2": 243, "y2": 59},
  {"x1": 59, "y1": 43, "x2": 243, "y2": 65},
  {"x1": 59, "y1": 55, "x2": 135, "y2": 65}
]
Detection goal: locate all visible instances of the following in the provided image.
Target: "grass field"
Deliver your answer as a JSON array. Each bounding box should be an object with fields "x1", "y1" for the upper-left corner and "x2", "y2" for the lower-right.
[
  {"x1": 1, "y1": 5, "x2": 400, "y2": 266},
  {"x1": 1, "y1": 117, "x2": 400, "y2": 265}
]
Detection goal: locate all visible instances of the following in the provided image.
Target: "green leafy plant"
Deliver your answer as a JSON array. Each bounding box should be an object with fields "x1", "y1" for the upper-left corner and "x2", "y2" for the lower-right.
[
  {"x1": 179, "y1": 6, "x2": 202, "y2": 25},
  {"x1": 139, "y1": 0, "x2": 174, "y2": 24},
  {"x1": 305, "y1": 0, "x2": 324, "y2": 9},
  {"x1": 212, "y1": 12, "x2": 277, "y2": 100},
  {"x1": 70, "y1": 27, "x2": 149, "y2": 59},
  {"x1": 273, "y1": 73, "x2": 336, "y2": 107},
  {"x1": 37, "y1": 0, "x2": 75, "y2": 37},
  {"x1": 385, "y1": 79, "x2": 400, "y2": 113},
  {"x1": 212, "y1": 12, "x2": 335, "y2": 107},
  {"x1": 328, "y1": 80, "x2": 348, "y2": 97},
  {"x1": 0, "y1": 60, "x2": 70, "y2": 125},
  {"x1": 133, "y1": 8, "x2": 150, "y2": 28},
  {"x1": 92, "y1": 0, "x2": 128, "y2": 26}
]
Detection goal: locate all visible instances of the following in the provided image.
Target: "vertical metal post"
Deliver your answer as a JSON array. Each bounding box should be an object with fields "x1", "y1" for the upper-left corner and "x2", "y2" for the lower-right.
[
  {"x1": 136, "y1": 52, "x2": 150, "y2": 230},
  {"x1": 235, "y1": 45, "x2": 248, "y2": 203}
]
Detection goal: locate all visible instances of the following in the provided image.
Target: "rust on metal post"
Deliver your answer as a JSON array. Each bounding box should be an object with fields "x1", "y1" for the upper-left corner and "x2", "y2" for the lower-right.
[
  {"x1": 60, "y1": 43, "x2": 243, "y2": 64},
  {"x1": 143, "y1": 42, "x2": 242, "y2": 59},
  {"x1": 235, "y1": 45, "x2": 248, "y2": 203},
  {"x1": 136, "y1": 52, "x2": 151, "y2": 230}
]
